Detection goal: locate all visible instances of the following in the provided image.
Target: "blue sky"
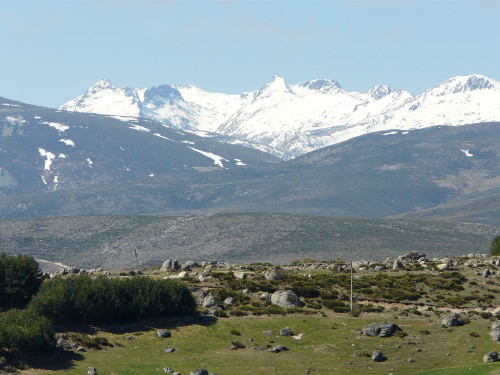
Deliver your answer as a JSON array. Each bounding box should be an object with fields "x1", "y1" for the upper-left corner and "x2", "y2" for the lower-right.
[{"x1": 1, "y1": 0, "x2": 500, "y2": 107}]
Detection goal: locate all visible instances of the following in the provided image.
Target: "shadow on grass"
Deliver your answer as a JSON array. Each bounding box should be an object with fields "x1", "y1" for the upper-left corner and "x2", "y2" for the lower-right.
[
  {"x1": 54, "y1": 314, "x2": 217, "y2": 335},
  {"x1": 25, "y1": 350, "x2": 85, "y2": 371}
]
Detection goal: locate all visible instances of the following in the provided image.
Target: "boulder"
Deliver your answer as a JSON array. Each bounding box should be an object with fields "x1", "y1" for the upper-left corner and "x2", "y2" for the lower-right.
[
  {"x1": 361, "y1": 322, "x2": 402, "y2": 337},
  {"x1": 271, "y1": 290, "x2": 302, "y2": 308},
  {"x1": 202, "y1": 293, "x2": 217, "y2": 308},
  {"x1": 190, "y1": 288, "x2": 207, "y2": 306},
  {"x1": 223, "y1": 297, "x2": 235, "y2": 306},
  {"x1": 280, "y1": 327, "x2": 294, "y2": 336},
  {"x1": 482, "y1": 269, "x2": 491, "y2": 277},
  {"x1": 492, "y1": 321, "x2": 500, "y2": 330},
  {"x1": 157, "y1": 329, "x2": 171, "y2": 338},
  {"x1": 234, "y1": 271, "x2": 249, "y2": 280},
  {"x1": 268, "y1": 344, "x2": 289, "y2": 353},
  {"x1": 393, "y1": 260, "x2": 404, "y2": 270},
  {"x1": 260, "y1": 292, "x2": 271, "y2": 301},
  {"x1": 437, "y1": 263, "x2": 450, "y2": 271},
  {"x1": 483, "y1": 351, "x2": 499, "y2": 362},
  {"x1": 372, "y1": 350, "x2": 386, "y2": 362},
  {"x1": 88, "y1": 367, "x2": 98, "y2": 375},
  {"x1": 264, "y1": 269, "x2": 286, "y2": 281},
  {"x1": 190, "y1": 370, "x2": 209, "y2": 375},
  {"x1": 442, "y1": 314, "x2": 464, "y2": 327},
  {"x1": 177, "y1": 271, "x2": 189, "y2": 278},
  {"x1": 164, "y1": 347, "x2": 176, "y2": 353}
]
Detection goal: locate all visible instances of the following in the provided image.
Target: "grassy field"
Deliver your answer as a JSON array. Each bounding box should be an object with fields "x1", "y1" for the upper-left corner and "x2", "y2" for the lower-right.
[{"x1": 21, "y1": 312, "x2": 500, "y2": 375}]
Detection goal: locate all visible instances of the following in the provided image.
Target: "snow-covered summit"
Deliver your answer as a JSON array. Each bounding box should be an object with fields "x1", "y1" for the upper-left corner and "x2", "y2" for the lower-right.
[{"x1": 60, "y1": 74, "x2": 500, "y2": 158}]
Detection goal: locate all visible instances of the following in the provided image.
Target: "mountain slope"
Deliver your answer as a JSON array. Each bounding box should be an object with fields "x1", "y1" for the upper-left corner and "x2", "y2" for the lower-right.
[
  {"x1": 0, "y1": 213, "x2": 495, "y2": 269},
  {"x1": 0, "y1": 97, "x2": 279, "y2": 196},
  {"x1": 0, "y1": 123, "x2": 497, "y2": 222},
  {"x1": 60, "y1": 74, "x2": 500, "y2": 157}
]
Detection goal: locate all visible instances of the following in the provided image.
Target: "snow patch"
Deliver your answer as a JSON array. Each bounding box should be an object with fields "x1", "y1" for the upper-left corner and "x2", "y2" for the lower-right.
[
  {"x1": 188, "y1": 147, "x2": 228, "y2": 168},
  {"x1": 382, "y1": 131, "x2": 398, "y2": 135},
  {"x1": 461, "y1": 149, "x2": 474, "y2": 157},
  {"x1": 149, "y1": 172, "x2": 155, "y2": 177},
  {"x1": 53, "y1": 176, "x2": 59, "y2": 190},
  {"x1": 41, "y1": 121, "x2": 69, "y2": 132},
  {"x1": 182, "y1": 140, "x2": 195, "y2": 145},
  {"x1": 234, "y1": 159, "x2": 247, "y2": 166},
  {"x1": 129, "y1": 124, "x2": 150, "y2": 132},
  {"x1": 58, "y1": 153, "x2": 67, "y2": 159},
  {"x1": 59, "y1": 139, "x2": 75, "y2": 146},
  {"x1": 38, "y1": 148, "x2": 55, "y2": 170},
  {"x1": 153, "y1": 133, "x2": 174, "y2": 141},
  {"x1": 1, "y1": 103, "x2": 21, "y2": 107},
  {"x1": 34, "y1": 115, "x2": 42, "y2": 119},
  {"x1": 41, "y1": 176, "x2": 47, "y2": 185},
  {"x1": 86, "y1": 158, "x2": 93, "y2": 167},
  {"x1": 5, "y1": 115, "x2": 26, "y2": 125}
]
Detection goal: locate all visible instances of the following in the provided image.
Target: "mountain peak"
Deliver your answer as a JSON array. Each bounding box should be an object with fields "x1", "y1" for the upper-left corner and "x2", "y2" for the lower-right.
[
  {"x1": 88, "y1": 78, "x2": 115, "y2": 92},
  {"x1": 255, "y1": 73, "x2": 292, "y2": 98},
  {"x1": 298, "y1": 79, "x2": 342, "y2": 93},
  {"x1": 441, "y1": 74, "x2": 497, "y2": 94},
  {"x1": 368, "y1": 85, "x2": 393, "y2": 100}
]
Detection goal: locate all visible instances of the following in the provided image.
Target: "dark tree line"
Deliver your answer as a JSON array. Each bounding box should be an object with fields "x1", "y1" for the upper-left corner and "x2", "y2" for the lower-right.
[{"x1": 29, "y1": 275, "x2": 196, "y2": 324}]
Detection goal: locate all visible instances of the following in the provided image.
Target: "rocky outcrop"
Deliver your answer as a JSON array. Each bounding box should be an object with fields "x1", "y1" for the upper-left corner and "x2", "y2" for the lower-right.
[
  {"x1": 361, "y1": 322, "x2": 402, "y2": 337},
  {"x1": 271, "y1": 290, "x2": 302, "y2": 308}
]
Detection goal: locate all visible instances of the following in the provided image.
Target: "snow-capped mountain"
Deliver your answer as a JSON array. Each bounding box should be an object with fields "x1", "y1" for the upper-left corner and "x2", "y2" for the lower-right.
[{"x1": 60, "y1": 74, "x2": 500, "y2": 158}]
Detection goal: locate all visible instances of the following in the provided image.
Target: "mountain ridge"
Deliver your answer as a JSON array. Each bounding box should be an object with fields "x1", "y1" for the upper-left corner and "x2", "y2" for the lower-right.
[{"x1": 59, "y1": 74, "x2": 500, "y2": 157}]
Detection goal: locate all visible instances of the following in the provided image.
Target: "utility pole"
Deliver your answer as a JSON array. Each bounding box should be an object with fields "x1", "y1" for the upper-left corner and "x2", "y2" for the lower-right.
[{"x1": 350, "y1": 259, "x2": 353, "y2": 312}]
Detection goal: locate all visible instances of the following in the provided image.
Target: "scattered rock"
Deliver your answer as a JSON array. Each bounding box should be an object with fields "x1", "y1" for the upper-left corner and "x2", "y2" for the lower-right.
[
  {"x1": 203, "y1": 293, "x2": 217, "y2": 308},
  {"x1": 88, "y1": 367, "x2": 98, "y2": 375},
  {"x1": 164, "y1": 368, "x2": 174, "y2": 373},
  {"x1": 157, "y1": 329, "x2": 171, "y2": 338},
  {"x1": 437, "y1": 263, "x2": 450, "y2": 271},
  {"x1": 361, "y1": 322, "x2": 402, "y2": 337},
  {"x1": 223, "y1": 297, "x2": 235, "y2": 306},
  {"x1": 393, "y1": 260, "x2": 404, "y2": 270},
  {"x1": 124, "y1": 335, "x2": 133, "y2": 340},
  {"x1": 268, "y1": 344, "x2": 289, "y2": 353},
  {"x1": 190, "y1": 370, "x2": 209, "y2": 375},
  {"x1": 372, "y1": 350, "x2": 386, "y2": 362},
  {"x1": 234, "y1": 271, "x2": 249, "y2": 279},
  {"x1": 264, "y1": 269, "x2": 287, "y2": 281},
  {"x1": 76, "y1": 346, "x2": 86, "y2": 352},
  {"x1": 483, "y1": 351, "x2": 499, "y2": 362},
  {"x1": 442, "y1": 314, "x2": 464, "y2": 327},
  {"x1": 280, "y1": 327, "x2": 295, "y2": 336},
  {"x1": 164, "y1": 347, "x2": 176, "y2": 353},
  {"x1": 271, "y1": 290, "x2": 303, "y2": 308},
  {"x1": 263, "y1": 330, "x2": 274, "y2": 336}
]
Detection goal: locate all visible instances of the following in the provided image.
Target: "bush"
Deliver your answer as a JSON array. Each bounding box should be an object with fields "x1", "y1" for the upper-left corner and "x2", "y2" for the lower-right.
[
  {"x1": 0, "y1": 253, "x2": 43, "y2": 309},
  {"x1": 490, "y1": 236, "x2": 500, "y2": 256},
  {"x1": 0, "y1": 309, "x2": 55, "y2": 356},
  {"x1": 28, "y1": 275, "x2": 196, "y2": 324}
]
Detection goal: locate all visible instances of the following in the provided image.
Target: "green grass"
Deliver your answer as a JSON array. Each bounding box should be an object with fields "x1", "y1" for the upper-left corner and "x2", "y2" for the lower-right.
[{"x1": 22, "y1": 313, "x2": 500, "y2": 375}]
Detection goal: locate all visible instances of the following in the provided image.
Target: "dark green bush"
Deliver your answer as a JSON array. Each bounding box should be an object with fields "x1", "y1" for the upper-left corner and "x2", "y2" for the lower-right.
[
  {"x1": 0, "y1": 309, "x2": 55, "y2": 356},
  {"x1": 0, "y1": 253, "x2": 43, "y2": 309},
  {"x1": 28, "y1": 275, "x2": 196, "y2": 324}
]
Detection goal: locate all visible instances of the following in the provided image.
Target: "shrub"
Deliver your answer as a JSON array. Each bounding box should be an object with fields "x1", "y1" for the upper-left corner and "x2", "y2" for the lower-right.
[
  {"x1": 0, "y1": 253, "x2": 43, "y2": 309},
  {"x1": 490, "y1": 236, "x2": 500, "y2": 256},
  {"x1": 0, "y1": 309, "x2": 55, "y2": 356},
  {"x1": 28, "y1": 275, "x2": 196, "y2": 324},
  {"x1": 230, "y1": 329, "x2": 241, "y2": 336}
]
